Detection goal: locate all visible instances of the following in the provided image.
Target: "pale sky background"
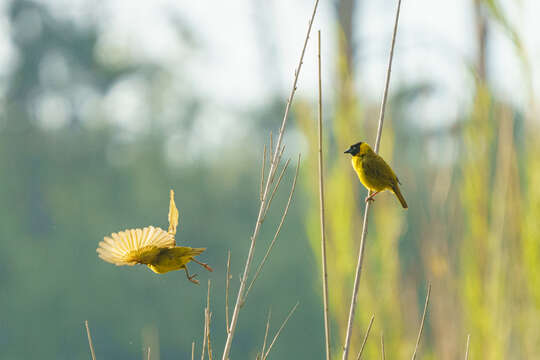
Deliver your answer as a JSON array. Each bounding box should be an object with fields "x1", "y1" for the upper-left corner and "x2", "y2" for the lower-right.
[{"x1": 0, "y1": 0, "x2": 539, "y2": 142}]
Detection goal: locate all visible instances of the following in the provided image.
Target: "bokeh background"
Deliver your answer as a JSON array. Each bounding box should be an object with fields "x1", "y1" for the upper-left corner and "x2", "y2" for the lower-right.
[{"x1": 1, "y1": 0, "x2": 539, "y2": 359}]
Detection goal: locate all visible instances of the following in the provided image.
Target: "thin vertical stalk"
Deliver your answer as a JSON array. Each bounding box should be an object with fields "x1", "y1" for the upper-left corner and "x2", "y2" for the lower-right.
[
  {"x1": 225, "y1": 250, "x2": 231, "y2": 333},
  {"x1": 341, "y1": 1, "x2": 403, "y2": 359},
  {"x1": 85, "y1": 320, "x2": 97, "y2": 360},
  {"x1": 261, "y1": 309, "x2": 272, "y2": 356},
  {"x1": 356, "y1": 315, "x2": 374, "y2": 360},
  {"x1": 317, "y1": 29, "x2": 331, "y2": 360},
  {"x1": 464, "y1": 334, "x2": 471, "y2": 360},
  {"x1": 201, "y1": 280, "x2": 211, "y2": 360},
  {"x1": 380, "y1": 333, "x2": 385, "y2": 360},
  {"x1": 411, "y1": 283, "x2": 431, "y2": 360}
]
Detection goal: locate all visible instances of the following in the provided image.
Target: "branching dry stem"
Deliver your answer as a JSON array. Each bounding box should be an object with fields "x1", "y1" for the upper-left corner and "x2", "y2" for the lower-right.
[
  {"x1": 220, "y1": 1, "x2": 319, "y2": 357},
  {"x1": 244, "y1": 155, "x2": 301, "y2": 302},
  {"x1": 264, "y1": 158, "x2": 291, "y2": 218}
]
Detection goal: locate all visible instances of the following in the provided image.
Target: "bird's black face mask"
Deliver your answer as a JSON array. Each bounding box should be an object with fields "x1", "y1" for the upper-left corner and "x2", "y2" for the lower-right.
[{"x1": 344, "y1": 142, "x2": 362, "y2": 156}]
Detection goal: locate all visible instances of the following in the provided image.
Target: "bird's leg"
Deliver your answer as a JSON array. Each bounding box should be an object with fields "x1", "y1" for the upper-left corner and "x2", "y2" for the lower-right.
[
  {"x1": 365, "y1": 191, "x2": 381, "y2": 203},
  {"x1": 184, "y1": 266, "x2": 199, "y2": 285},
  {"x1": 192, "y1": 258, "x2": 214, "y2": 272}
]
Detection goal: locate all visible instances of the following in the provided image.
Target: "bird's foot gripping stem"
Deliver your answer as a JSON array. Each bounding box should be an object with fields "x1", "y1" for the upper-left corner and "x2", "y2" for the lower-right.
[{"x1": 365, "y1": 191, "x2": 380, "y2": 203}]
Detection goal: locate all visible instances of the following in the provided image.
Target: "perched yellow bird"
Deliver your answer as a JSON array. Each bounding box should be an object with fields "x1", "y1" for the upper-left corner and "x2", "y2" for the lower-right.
[
  {"x1": 344, "y1": 142, "x2": 408, "y2": 209},
  {"x1": 96, "y1": 190, "x2": 212, "y2": 284}
]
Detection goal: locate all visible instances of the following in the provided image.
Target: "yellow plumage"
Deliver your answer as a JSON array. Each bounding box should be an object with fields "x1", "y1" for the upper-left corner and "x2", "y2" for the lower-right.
[
  {"x1": 97, "y1": 190, "x2": 212, "y2": 284},
  {"x1": 147, "y1": 247, "x2": 206, "y2": 274},
  {"x1": 344, "y1": 142, "x2": 408, "y2": 209}
]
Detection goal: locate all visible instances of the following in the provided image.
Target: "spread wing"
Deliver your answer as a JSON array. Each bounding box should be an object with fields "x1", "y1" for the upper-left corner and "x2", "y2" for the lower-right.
[{"x1": 97, "y1": 226, "x2": 175, "y2": 266}]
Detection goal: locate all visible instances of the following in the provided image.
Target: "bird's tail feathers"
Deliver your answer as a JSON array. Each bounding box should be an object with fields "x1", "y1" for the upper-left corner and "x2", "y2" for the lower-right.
[
  {"x1": 188, "y1": 247, "x2": 206, "y2": 256},
  {"x1": 392, "y1": 185, "x2": 408, "y2": 209}
]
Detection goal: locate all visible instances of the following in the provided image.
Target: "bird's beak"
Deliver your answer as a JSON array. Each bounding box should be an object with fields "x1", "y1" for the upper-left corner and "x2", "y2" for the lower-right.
[{"x1": 344, "y1": 148, "x2": 352, "y2": 154}]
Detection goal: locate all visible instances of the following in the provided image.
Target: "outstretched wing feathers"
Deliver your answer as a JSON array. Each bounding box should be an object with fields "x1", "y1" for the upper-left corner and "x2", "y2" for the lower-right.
[{"x1": 97, "y1": 226, "x2": 175, "y2": 266}]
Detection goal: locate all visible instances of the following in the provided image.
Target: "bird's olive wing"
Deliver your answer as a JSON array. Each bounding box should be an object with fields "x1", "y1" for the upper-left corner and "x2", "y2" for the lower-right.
[{"x1": 362, "y1": 155, "x2": 398, "y2": 186}]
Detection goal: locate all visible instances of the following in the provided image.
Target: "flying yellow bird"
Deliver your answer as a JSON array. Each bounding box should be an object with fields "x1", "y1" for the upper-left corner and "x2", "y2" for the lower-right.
[
  {"x1": 97, "y1": 190, "x2": 212, "y2": 284},
  {"x1": 344, "y1": 142, "x2": 408, "y2": 209}
]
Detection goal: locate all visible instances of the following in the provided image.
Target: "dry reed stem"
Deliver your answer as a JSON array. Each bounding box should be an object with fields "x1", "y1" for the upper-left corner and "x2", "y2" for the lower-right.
[
  {"x1": 147, "y1": 347, "x2": 151, "y2": 360},
  {"x1": 264, "y1": 158, "x2": 291, "y2": 218},
  {"x1": 201, "y1": 319, "x2": 207, "y2": 360},
  {"x1": 221, "y1": 0, "x2": 319, "y2": 356},
  {"x1": 264, "y1": 145, "x2": 287, "y2": 205},
  {"x1": 380, "y1": 333, "x2": 385, "y2": 360},
  {"x1": 260, "y1": 145, "x2": 267, "y2": 202},
  {"x1": 262, "y1": 302, "x2": 300, "y2": 360},
  {"x1": 207, "y1": 280, "x2": 213, "y2": 360},
  {"x1": 201, "y1": 280, "x2": 211, "y2": 360},
  {"x1": 356, "y1": 315, "x2": 375, "y2": 360},
  {"x1": 226, "y1": 250, "x2": 231, "y2": 334},
  {"x1": 207, "y1": 312, "x2": 213, "y2": 360},
  {"x1": 261, "y1": 309, "x2": 272, "y2": 357},
  {"x1": 266, "y1": 144, "x2": 286, "y2": 194},
  {"x1": 411, "y1": 283, "x2": 431, "y2": 360},
  {"x1": 244, "y1": 155, "x2": 301, "y2": 302},
  {"x1": 317, "y1": 29, "x2": 331, "y2": 360},
  {"x1": 192, "y1": 342, "x2": 195, "y2": 360},
  {"x1": 464, "y1": 334, "x2": 470, "y2": 360},
  {"x1": 269, "y1": 132, "x2": 273, "y2": 163},
  {"x1": 85, "y1": 320, "x2": 97, "y2": 360},
  {"x1": 341, "y1": 0, "x2": 403, "y2": 358}
]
